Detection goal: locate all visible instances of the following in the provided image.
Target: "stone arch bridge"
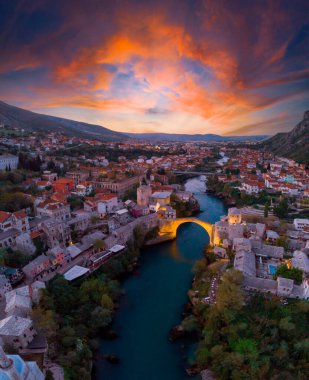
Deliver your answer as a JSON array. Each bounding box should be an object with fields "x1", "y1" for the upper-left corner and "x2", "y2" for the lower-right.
[{"x1": 158, "y1": 217, "x2": 214, "y2": 245}]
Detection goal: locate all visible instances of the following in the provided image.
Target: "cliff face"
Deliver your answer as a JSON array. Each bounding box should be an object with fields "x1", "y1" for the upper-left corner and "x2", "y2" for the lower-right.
[{"x1": 261, "y1": 111, "x2": 309, "y2": 165}]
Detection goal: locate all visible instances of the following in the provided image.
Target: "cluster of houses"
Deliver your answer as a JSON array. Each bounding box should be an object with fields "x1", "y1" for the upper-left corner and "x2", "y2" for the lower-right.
[
  {"x1": 1, "y1": 128, "x2": 308, "y2": 378},
  {"x1": 213, "y1": 207, "x2": 309, "y2": 299},
  {"x1": 0, "y1": 166, "x2": 198, "y2": 288},
  {"x1": 0, "y1": 148, "x2": 203, "y2": 376},
  {"x1": 0, "y1": 279, "x2": 46, "y2": 379},
  {"x1": 218, "y1": 148, "x2": 309, "y2": 197}
]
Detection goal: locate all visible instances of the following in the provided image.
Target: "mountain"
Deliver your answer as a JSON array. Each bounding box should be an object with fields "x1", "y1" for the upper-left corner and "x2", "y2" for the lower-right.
[
  {"x1": 0, "y1": 101, "x2": 126, "y2": 141},
  {"x1": 260, "y1": 110, "x2": 309, "y2": 165},
  {"x1": 0, "y1": 100, "x2": 271, "y2": 144},
  {"x1": 127, "y1": 132, "x2": 269, "y2": 142}
]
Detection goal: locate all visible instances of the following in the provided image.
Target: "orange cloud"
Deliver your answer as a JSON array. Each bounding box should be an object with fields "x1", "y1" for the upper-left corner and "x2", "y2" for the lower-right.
[{"x1": 1, "y1": 0, "x2": 307, "y2": 135}]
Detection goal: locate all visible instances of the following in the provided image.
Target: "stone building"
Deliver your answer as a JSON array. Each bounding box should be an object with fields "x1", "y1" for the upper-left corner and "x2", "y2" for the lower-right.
[
  {"x1": 0, "y1": 316, "x2": 36, "y2": 350},
  {"x1": 137, "y1": 185, "x2": 152, "y2": 206}
]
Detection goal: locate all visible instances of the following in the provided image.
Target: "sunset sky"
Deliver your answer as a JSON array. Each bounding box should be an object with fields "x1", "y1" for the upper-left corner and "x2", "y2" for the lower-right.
[{"x1": 0, "y1": 0, "x2": 308, "y2": 135}]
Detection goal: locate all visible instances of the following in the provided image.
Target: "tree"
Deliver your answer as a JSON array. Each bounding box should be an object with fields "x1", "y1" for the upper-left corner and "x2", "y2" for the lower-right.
[
  {"x1": 2, "y1": 249, "x2": 33, "y2": 268},
  {"x1": 67, "y1": 196, "x2": 84, "y2": 211},
  {"x1": 264, "y1": 201, "x2": 270, "y2": 218},
  {"x1": 93, "y1": 239, "x2": 106, "y2": 251},
  {"x1": 100, "y1": 294, "x2": 114, "y2": 310},
  {"x1": 47, "y1": 160, "x2": 56, "y2": 170},
  {"x1": 90, "y1": 215, "x2": 99, "y2": 224},
  {"x1": 276, "y1": 235, "x2": 288, "y2": 250},
  {"x1": 0, "y1": 248, "x2": 6, "y2": 266},
  {"x1": 274, "y1": 264, "x2": 303, "y2": 284},
  {"x1": 181, "y1": 315, "x2": 200, "y2": 332},
  {"x1": 45, "y1": 370, "x2": 54, "y2": 380},
  {"x1": 216, "y1": 270, "x2": 244, "y2": 314},
  {"x1": 273, "y1": 198, "x2": 289, "y2": 219},
  {"x1": 32, "y1": 306, "x2": 58, "y2": 341},
  {"x1": 192, "y1": 258, "x2": 208, "y2": 275},
  {"x1": 122, "y1": 184, "x2": 138, "y2": 201},
  {"x1": 90, "y1": 306, "x2": 112, "y2": 330}
]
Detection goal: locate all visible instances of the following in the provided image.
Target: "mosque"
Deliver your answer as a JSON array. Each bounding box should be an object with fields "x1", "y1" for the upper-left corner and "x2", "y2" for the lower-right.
[{"x1": 0, "y1": 345, "x2": 44, "y2": 380}]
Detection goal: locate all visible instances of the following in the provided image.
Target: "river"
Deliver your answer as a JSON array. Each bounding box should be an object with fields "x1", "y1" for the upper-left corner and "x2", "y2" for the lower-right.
[{"x1": 95, "y1": 176, "x2": 227, "y2": 380}]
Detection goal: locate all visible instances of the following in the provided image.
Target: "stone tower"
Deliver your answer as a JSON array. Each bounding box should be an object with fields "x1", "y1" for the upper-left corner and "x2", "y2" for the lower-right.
[{"x1": 137, "y1": 185, "x2": 152, "y2": 206}]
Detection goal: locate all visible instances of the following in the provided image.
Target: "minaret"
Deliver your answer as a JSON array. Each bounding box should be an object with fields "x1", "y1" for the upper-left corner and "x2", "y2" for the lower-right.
[{"x1": 0, "y1": 345, "x2": 19, "y2": 379}]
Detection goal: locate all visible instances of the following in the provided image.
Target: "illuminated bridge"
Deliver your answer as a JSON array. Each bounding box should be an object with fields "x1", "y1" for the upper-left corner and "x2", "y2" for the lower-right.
[{"x1": 158, "y1": 217, "x2": 214, "y2": 245}]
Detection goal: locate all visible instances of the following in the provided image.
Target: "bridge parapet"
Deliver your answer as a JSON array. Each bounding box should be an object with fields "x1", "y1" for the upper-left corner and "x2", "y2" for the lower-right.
[{"x1": 158, "y1": 217, "x2": 214, "y2": 245}]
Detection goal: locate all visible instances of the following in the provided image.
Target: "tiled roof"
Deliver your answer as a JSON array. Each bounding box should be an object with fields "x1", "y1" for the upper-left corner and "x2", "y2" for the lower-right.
[{"x1": 0, "y1": 211, "x2": 11, "y2": 224}]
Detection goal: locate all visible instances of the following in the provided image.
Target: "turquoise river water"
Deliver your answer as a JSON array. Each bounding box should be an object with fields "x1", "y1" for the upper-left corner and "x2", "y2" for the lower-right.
[{"x1": 96, "y1": 176, "x2": 227, "y2": 380}]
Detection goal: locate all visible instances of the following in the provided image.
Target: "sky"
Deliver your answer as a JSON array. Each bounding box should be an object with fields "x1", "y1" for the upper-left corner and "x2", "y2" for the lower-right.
[{"x1": 0, "y1": 0, "x2": 308, "y2": 136}]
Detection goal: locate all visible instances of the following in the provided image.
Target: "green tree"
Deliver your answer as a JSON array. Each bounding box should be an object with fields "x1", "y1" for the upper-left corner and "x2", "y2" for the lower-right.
[
  {"x1": 181, "y1": 315, "x2": 200, "y2": 332},
  {"x1": 274, "y1": 264, "x2": 303, "y2": 284},
  {"x1": 90, "y1": 215, "x2": 99, "y2": 224},
  {"x1": 90, "y1": 306, "x2": 112, "y2": 329},
  {"x1": 273, "y1": 198, "x2": 289, "y2": 219},
  {"x1": 216, "y1": 270, "x2": 244, "y2": 314},
  {"x1": 100, "y1": 294, "x2": 114, "y2": 310},
  {"x1": 264, "y1": 201, "x2": 270, "y2": 218},
  {"x1": 93, "y1": 239, "x2": 106, "y2": 251}
]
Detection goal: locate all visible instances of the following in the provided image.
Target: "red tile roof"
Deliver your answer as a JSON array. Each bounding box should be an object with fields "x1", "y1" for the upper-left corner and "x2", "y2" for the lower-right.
[
  {"x1": 13, "y1": 210, "x2": 27, "y2": 219},
  {"x1": 0, "y1": 211, "x2": 11, "y2": 223}
]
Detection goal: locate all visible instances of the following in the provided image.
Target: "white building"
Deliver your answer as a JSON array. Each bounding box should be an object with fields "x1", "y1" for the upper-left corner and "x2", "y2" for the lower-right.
[
  {"x1": 5, "y1": 293, "x2": 32, "y2": 318},
  {"x1": 5, "y1": 282, "x2": 45, "y2": 306},
  {"x1": 158, "y1": 206, "x2": 176, "y2": 219},
  {"x1": 277, "y1": 277, "x2": 294, "y2": 297},
  {"x1": 0, "y1": 210, "x2": 30, "y2": 233},
  {"x1": 292, "y1": 251, "x2": 309, "y2": 274},
  {"x1": 293, "y1": 218, "x2": 309, "y2": 231},
  {"x1": 0, "y1": 155, "x2": 19, "y2": 171},
  {"x1": 15, "y1": 233, "x2": 36, "y2": 255},
  {"x1": 97, "y1": 194, "x2": 118, "y2": 217},
  {"x1": 241, "y1": 181, "x2": 260, "y2": 194},
  {"x1": 175, "y1": 191, "x2": 192, "y2": 202},
  {"x1": 243, "y1": 276, "x2": 309, "y2": 299},
  {"x1": 0, "y1": 316, "x2": 36, "y2": 349},
  {"x1": 228, "y1": 208, "x2": 242, "y2": 224},
  {"x1": 35, "y1": 200, "x2": 71, "y2": 222}
]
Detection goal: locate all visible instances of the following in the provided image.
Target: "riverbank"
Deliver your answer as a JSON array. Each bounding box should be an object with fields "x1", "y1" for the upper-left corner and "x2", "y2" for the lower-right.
[
  {"x1": 34, "y1": 225, "x2": 154, "y2": 380},
  {"x1": 95, "y1": 176, "x2": 227, "y2": 380},
  {"x1": 180, "y1": 264, "x2": 309, "y2": 379},
  {"x1": 206, "y1": 174, "x2": 278, "y2": 209}
]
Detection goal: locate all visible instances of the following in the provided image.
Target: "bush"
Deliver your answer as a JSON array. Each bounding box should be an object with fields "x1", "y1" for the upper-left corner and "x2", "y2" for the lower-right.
[{"x1": 274, "y1": 264, "x2": 303, "y2": 284}]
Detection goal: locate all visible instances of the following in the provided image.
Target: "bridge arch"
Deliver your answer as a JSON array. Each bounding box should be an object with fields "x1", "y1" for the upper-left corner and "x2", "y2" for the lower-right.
[{"x1": 158, "y1": 218, "x2": 214, "y2": 245}]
